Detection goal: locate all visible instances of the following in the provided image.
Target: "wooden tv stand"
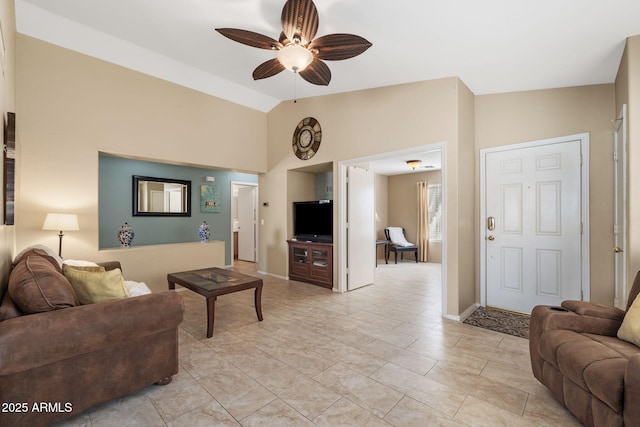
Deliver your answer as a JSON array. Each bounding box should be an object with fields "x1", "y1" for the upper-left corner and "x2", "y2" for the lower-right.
[{"x1": 287, "y1": 240, "x2": 333, "y2": 289}]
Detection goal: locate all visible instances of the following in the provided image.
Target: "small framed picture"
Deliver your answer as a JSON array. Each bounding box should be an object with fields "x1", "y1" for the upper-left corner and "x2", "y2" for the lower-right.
[{"x1": 200, "y1": 185, "x2": 220, "y2": 213}]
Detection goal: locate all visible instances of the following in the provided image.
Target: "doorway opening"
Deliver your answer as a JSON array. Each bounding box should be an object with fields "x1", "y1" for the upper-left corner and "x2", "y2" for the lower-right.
[
  {"x1": 231, "y1": 182, "x2": 258, "y2": 265},
  {"x1": 338, "y1": 142, "x2": 446, "y2": 317}
]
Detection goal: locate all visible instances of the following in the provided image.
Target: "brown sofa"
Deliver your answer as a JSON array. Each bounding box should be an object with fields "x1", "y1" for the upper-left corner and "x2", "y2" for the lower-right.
[
  {"x1": 0, "y1": 247, "x2": 184, "y2": 427},
  {"x1": 529, "y1": 272, "x2": 640, "y2": 427}
]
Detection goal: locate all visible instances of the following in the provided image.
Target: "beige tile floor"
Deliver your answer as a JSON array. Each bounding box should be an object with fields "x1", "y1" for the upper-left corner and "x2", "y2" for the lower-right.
[{"x1": 55, "y1": 260, "x2": 582, "y2": 426}]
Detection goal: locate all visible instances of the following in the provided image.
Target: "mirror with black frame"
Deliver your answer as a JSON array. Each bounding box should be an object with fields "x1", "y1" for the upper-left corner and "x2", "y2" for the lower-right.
[{"x1": 133, "y1": 175, "x2": 191, "y2": 216}]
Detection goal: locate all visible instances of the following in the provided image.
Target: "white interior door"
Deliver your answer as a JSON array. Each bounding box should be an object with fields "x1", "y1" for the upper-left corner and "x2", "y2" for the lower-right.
[
  {"x1": 168, "y1": 191, "x2": 182, "y2": 212},
  {"x1": 237, "y1": 186, "x2": 256, "y2": 262},
  {"x1": 347, "y1": 165, "x2": 375, "y2": 291},
  {"x1": 614, "y1": 105, "x2": 627, "y2": 309},
  {"x1": 484, "y1": 138, "x2": 584, "y2": 313}
]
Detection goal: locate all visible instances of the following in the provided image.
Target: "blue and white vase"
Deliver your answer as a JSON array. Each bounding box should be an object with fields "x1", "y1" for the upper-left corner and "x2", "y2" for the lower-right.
[
  {"x1": 118, "y1": 222, "x2": 135, "y2": 247},
  {"x1": 198, "y1": 221, "x2": 211, "y2": 243}
]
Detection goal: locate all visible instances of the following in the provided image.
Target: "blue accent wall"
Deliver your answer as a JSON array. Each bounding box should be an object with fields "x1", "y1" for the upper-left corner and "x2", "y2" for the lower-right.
[{"x1": 99, "y1": 155, "x2": 257, "y2": 264}]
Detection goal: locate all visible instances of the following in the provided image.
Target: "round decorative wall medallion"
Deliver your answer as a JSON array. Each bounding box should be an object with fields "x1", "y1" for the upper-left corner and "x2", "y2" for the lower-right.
[{"x1": 292, "y1": 117, "x2": 322, "y2": 160}]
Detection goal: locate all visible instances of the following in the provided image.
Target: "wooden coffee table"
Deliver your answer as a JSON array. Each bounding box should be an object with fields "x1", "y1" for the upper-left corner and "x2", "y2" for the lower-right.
[{"x1": 167, "y1": 267, "x2": 263, "y2": 337}]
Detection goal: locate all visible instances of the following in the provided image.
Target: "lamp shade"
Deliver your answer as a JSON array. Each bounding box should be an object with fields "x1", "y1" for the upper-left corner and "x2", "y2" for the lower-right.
[
  {"x1": 277, "y1": 44, "x2": 313, "y2": 72},
  {"x1": 42, "y1": 213, "x2": 79, "y2": 231}
]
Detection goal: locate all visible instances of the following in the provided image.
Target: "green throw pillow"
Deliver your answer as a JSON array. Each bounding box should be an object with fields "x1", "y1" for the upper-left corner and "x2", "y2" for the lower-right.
[
  {"x1": 64, "y1": 268, "x2": 129, "y2": 305},
  {"x1": 618, "y1": 296, "x2": 640, "y2": 346}
]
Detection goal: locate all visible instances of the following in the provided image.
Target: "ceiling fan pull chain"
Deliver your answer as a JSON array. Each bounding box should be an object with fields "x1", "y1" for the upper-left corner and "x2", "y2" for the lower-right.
[{"x1": 294, "y1": 72, "x2": 298, "y2": 103}]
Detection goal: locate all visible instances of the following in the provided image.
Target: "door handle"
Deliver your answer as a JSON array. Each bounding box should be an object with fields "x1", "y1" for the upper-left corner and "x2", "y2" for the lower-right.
[
  {"x1": 487, "y1": 216, "x2": 496, "y2": 231},
  {"x1": 614, "y1": 247, "x2": 624, "y2": 253}
]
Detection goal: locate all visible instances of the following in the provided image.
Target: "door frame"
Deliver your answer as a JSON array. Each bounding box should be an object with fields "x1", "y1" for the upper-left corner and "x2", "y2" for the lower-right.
[
  {"x1": 614, "y1": 105, "x2": 628, "y2": 309},
  {"x1": 479, "y1": 133, "x2": 590, "y2": 307},
  {"x1": 230, "y1": 181, "x2": 259, "y2": 266},
  {"x1": 337, "y1": 141, "x2": 447, "y2": 317}
]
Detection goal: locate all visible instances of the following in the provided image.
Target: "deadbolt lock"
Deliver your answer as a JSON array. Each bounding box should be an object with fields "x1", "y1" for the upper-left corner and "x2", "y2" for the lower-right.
[
  {"x1": 487, "y1": 216, "x2": 496, "y2": 231},
  {"x1": 488, "y1": 235, "x2": 495, "y2": 241}
]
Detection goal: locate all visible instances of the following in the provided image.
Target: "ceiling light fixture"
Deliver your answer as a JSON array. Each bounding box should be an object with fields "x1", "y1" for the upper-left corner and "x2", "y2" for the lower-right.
[
  {"x1": 406, "y1": 160, "x2": 422, "y2": 170},
  {"x1": 277, "y1": 43, "x2": 313, "y2": 73}
]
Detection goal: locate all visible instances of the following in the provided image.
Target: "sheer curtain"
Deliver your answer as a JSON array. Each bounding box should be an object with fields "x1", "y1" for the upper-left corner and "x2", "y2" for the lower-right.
[{"x1": 417, "y1": 182, "x2": 429, "y2": 262}]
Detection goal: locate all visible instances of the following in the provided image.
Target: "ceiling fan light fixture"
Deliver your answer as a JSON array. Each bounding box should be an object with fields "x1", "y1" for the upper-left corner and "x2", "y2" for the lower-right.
[
  {"x1": 406, "y1": 160, "x2": 422, "y2": 170},
  {"x1": 277, "y1": 44, "x2": 313, "y2": 72}
]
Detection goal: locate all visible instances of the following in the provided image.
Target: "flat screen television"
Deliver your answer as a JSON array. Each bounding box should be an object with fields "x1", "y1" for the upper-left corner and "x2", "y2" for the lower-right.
[{"x1": 293, "y1": 200, "x2": 333, "y2": 243}]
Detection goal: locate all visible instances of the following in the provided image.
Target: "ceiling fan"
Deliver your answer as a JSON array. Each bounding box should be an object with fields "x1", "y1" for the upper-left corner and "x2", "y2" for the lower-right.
[{"x1": 215, "y1": 0, "x2": 372, "y2": 86}]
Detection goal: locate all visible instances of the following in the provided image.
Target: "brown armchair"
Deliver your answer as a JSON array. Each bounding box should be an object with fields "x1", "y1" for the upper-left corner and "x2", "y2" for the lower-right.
[{"x1": 529, "y1": 272, "x2": 640, "y2": 427}]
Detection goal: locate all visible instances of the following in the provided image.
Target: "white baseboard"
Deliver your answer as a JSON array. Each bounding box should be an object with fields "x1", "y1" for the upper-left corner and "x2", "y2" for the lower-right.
[
  {"x1": 443, "y1": 303, "x2": 480, "y2": 322},
  {"x1": 257, "y1": 270, "x2": 287, "y2": 281}
]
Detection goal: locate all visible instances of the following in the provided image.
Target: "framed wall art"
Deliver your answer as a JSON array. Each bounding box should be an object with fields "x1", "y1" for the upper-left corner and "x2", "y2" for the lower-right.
[{"x1": 200, "y1": 184, "x2": 220, "y2": 213}]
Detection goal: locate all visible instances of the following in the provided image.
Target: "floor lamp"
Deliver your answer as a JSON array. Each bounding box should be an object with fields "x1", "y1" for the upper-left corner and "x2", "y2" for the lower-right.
[{"x1": 42, "y1": 213, "x2": 79, "y2": 258}]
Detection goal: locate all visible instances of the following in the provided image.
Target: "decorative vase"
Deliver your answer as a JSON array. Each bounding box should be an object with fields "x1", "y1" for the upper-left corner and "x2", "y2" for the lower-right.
[
  {"x1": 118, "y1": 222, "x2": 134, "y2": 247},
  {"x1": 198, "y1": 221, "x2": 211, "y2": 243}
]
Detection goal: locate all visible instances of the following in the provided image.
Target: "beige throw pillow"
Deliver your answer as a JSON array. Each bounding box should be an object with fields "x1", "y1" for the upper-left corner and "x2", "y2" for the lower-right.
[
  {"x1": 618, "y1": 296, "x2": 640, "y2": 346},
  {"x1": 64, "y1": 268, "x2": 129, "y2": 305},
  {"x1": 62, "y1": 264, "x2": 106, "y2": 274}
]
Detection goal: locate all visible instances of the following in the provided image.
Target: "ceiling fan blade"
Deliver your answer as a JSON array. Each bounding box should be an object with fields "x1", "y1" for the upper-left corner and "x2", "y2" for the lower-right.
[
  {"x1": 281, "y1": 0, "x2": 319, "y2": 44},
  {"x1": 253, "y1": 58, "x2": 286, "y2": 80},
  {"x1": 309, "y1": 34, "x2": 372, "y2": 61},
  {"x1": 299, "y1": 59, "x2": 331, "y2": 86},
  {"x1": 279, "y1": 32, "x2": 291, "y2": 46},
  {"x1": 216, "y1": 28, "x2": 282, "y2": 50}
]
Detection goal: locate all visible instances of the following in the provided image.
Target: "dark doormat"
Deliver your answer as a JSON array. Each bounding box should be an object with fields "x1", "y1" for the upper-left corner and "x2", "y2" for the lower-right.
[{"x1": 463, "y1": 306, "x2": 530, "y2": 339}]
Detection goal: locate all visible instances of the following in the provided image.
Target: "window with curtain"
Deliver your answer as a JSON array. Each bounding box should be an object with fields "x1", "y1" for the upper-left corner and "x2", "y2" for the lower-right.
[{"x1": 428, "y1": 184, "x2": 442, "y2": 241}]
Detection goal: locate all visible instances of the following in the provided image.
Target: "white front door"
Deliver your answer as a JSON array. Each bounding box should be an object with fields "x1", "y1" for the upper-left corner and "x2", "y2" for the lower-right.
[
  {"x1": 237, "y1": 186, "x2": 256, "y2": 262},
  {"x1": 347, "y1": 165, "x2": 375, "y2": 291},
  {"x1": 614, "y1": 105, "x2": 628, "y2": 309},
  {"x1": 483, "y1": 137, "x2": 586, "y2": 313}
]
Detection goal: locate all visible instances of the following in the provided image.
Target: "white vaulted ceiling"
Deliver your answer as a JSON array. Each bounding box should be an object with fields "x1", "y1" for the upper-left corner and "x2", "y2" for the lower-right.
[{"x1": 15, "y1": 0, "x2": 640, "y2": 113}]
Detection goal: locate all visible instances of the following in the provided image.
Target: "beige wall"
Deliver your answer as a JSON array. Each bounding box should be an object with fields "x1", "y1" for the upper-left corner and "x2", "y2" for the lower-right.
[
  {"x1": 15, "y1": 35, "x2": 267, "y2": 282},
  {"x1": 455, "y1": 80, "x2": 476, "y2": 313},
  {"x1": 100, "y1": 241, "x2": 225, "y2": 292},
  {"x1": 0, "y1": 0, "x2": 16, "y2": 288},
  {"x1": 476, "y1": 84, "x2": 616, "y2": 304},
  {"x1": 263, "y1": 77, "x2": 472, "y2": 316},
  {"x1": 387, "y1": 170, "x2": 442, "y2": 263},
  {"x1": 374, "y1": 174, "x2": 388, "y2": 260},
  {"x1": 263, "y1": 79, "x2": 460, "y2": 271},
  {"x1": 615, "y1": 35, "x2": 640, "y2": 290},
  {"x1": 374, "y1": 174, "x2": 388, "y2": 242}
]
